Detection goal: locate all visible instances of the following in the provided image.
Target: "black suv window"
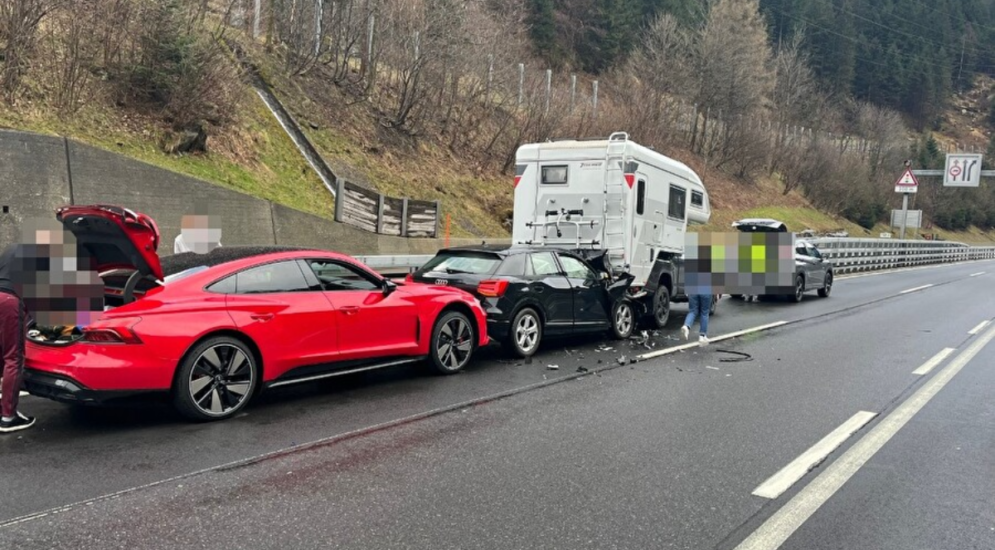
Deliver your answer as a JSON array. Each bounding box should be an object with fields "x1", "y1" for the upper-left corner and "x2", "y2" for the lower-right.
[
  {"x1": 235, "y1": 261, "x2": 310, "y2": 294},
  {"x1": 558, "y1": 255, "x2": 596, "y2": 281},
  {"x1": 305, "y1": 260, "x2": 380, "y2": 291},
  {"x1": 419, "y1": 252, "x2": 502, "y2": 276},
  {"x1": 529, "y1": 252, "x2": 561, "y2": 276}
]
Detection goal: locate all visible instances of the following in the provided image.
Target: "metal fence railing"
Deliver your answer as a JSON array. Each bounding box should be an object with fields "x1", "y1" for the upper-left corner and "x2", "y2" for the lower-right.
[
  {"x1": 809, "y1": 238, "x2": 995, "y2": 275},
  {"x1": 357, "y1": 239, "x2": 995, "y2": 278}
]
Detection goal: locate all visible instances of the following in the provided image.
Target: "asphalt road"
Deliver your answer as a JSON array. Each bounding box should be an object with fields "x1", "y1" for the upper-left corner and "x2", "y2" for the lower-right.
[{"x1": 1, "y1": 260, "x2": 993, "y2": 549}]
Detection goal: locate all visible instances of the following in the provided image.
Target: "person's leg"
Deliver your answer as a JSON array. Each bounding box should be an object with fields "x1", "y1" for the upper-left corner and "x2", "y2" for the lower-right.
[
  {"x1": 1, "y1": 293, "x2": 24, "y2": 419},
  {"x1": 683, "y1": 295, "x2": 699, "y2": 340},
  {"x1": 699, "y1": 294, "x2": 712, "y2": 338}
]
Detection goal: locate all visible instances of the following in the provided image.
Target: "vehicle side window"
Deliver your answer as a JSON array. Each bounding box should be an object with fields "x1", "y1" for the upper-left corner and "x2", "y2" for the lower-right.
[
  {"x1": 668, "y1": 185, "x2": 686, "y2": 220},
  {"x1": 809, "y1": 246, "x2": 823, "y2": 259},
  {"x1": 636, "y1": 179, "x2": 646, "y2": 215},
  {"x1": 235, "y1": 261, "x2": 310, "y2": 294},
  {"x1": 691, "y1": 191, "x2": 704, "y2": 207},
  {"x1": 529, "y1": 252, "x2": 561, "y2": 277},
  {"x1": 305, "y1": 260, "x2": 380, "y2": 291},
  {"x1": 796, "y1": 246, "x2": 809, "y2": 257},
  {"x1": 495, "y1": 254, "x2": 527, "y2": 277},
  {"x1": 558, "y1": 255, "x2": 596, "y2": 281},
  {"x1": 207, "y1": 275, "x2": 236, "y2": 294}
]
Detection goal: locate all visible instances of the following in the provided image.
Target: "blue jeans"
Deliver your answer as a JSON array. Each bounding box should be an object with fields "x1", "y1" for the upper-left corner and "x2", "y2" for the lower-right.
[{"x1": 683, "y1": 294, "x2": 712, "y2": 336}]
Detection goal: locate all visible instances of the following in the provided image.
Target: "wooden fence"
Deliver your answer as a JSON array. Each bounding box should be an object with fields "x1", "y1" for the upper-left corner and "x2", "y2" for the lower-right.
[{"x1": 334, "y1": 179, "x2": 440, "y2": 238}]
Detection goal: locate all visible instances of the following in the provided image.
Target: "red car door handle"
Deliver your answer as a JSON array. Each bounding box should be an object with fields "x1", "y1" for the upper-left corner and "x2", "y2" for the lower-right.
[
  {"x1": 250, "y1": 313, "x2": 274, "y2": 322},
  {"x1": 341, "y1": 306, "x2": 360, "y2": 315}
]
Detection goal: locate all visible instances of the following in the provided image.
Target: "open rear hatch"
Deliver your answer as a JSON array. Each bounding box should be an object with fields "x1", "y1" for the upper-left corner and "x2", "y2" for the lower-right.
[{"x1": 27, "y1": 205, "x2": 162, "y2": 345}]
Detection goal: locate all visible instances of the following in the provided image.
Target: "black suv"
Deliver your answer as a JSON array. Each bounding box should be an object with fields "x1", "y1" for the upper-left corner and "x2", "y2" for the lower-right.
[{"x1": 407, "y1": 245, "x2": 635, "y2": 357}]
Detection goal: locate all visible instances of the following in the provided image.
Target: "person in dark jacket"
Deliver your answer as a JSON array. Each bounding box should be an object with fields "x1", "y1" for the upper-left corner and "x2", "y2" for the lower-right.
[{"x1": 0, "y1": 242, "x2": 35, "y2": 433}]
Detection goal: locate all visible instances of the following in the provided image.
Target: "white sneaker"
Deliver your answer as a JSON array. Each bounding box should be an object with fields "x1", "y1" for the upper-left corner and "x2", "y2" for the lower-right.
[
  {"x1": 681, "y1": 325, "x2": 689, "y2": 341},
  {"x1": 699, "y1": 335, "x2": 709, "y2": 346}
]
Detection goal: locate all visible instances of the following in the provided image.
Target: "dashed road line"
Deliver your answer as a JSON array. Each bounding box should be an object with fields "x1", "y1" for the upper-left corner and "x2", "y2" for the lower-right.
[
  {"x1": 969, "y1": 272, "x2": 985, "y2": 277},
  {"x1": 733, "y1": 324, "x2": 995, "y2": 550},
  {"x1": 751, "y1": 411, "x2": 878, "y2": 500},
  {"x1": 912, "y1": 348, "x2": 955, "y2": 376},
  {"x1": 899, "y1": 284, "x2": 933, "y2": 294},
  {"x1": 968, "y1": 320, "x2": 990, "y2": 335}
]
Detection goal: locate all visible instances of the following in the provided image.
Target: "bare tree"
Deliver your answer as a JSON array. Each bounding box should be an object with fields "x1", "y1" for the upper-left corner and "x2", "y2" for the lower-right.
[{"x1": 0, "y1": 0, "x2": 50, "y2": 102}]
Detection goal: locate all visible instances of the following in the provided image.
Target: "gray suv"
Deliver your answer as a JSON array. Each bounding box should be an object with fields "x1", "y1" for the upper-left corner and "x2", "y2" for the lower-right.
[{"x1": 731, "y1": 218, "x2": 834, "y2": 302}]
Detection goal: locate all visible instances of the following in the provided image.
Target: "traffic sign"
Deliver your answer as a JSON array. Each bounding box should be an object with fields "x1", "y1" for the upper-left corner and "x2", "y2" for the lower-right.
[
  {"x1": 944, "y1": 153, "x2": 983, "y2": 187},
  {"x1": 895, "y1": 168, "x2": 919, "y2": 193},
  {"x1": 891, "y1": 209, "x2": 922, "y2": 229}
]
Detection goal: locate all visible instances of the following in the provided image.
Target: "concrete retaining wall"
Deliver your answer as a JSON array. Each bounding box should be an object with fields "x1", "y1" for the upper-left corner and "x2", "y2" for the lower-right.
[{"x1": 0, "y1": 129, "x2": 508, "y2": 256}]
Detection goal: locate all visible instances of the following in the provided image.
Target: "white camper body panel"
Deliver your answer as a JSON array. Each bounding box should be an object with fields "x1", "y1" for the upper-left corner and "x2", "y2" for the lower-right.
[{"x1": 512, "y1": 133, "x2": 710, "y2": 288}]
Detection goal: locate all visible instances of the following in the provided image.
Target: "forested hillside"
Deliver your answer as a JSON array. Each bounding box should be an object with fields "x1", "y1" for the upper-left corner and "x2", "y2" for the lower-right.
[{"x1": 529, "y1": 0, "x2": 995, "y2": 130}]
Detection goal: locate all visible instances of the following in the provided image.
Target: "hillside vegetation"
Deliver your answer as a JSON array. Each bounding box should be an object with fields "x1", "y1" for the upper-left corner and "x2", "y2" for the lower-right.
[{"x1": 1, "y1": 0, "x2": 994, "y2": 242}]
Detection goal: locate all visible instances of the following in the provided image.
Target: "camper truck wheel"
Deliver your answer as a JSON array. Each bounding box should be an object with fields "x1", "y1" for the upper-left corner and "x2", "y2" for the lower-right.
[{"x1": 649, "y1": 287, "x2": 671, "y2": 329}]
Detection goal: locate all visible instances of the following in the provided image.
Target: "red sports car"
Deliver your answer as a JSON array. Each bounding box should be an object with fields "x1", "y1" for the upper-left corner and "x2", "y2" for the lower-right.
[{"x1": 24, "y1": 205, "x2": 488, "y2": 421}]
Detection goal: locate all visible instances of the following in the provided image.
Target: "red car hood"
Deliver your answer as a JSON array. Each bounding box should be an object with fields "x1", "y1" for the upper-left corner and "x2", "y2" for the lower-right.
[{"x1": 57, "y1": 205, "x2": 164, "y2": 281}]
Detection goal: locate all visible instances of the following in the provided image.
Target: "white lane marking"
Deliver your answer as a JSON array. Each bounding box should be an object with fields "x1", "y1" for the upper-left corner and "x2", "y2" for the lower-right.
[
  {"x1": 752, "y1": 411, "x2": 878, "y2": 500},
  {"x1": 636, "y1": 321, "x2": 788, "y2": 361},
  {"x1": 836, "y1": 259, "x2": 995, "y2": 281},
  {"x1": 899, "y1": 284, "x2": 933, "y2": 294},
  {"x1": 968, "y1": 320, "x2": 990, "y2": 335},
  {"x1": 912, "y1": 348, "x2": 956, "y2": 376},
  {"x1": 734, "y1": 324, "x2": 995, "y2": 550},
  {"x1": 970, "y1": 272, "x2": 985, "y2": 277}
]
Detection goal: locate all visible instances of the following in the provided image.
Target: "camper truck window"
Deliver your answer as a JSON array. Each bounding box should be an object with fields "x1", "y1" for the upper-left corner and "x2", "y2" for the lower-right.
[
  {"x1": 668, "y1": 185, "x2": 687, "y2": 220},
  {"x1": 691, "y1": 191, "x2": 704, "y2": 207},
  {"x1": 636, "y1": 180, "x2": 646, "y2": 215},
  {"x1": 541, "y1": 166, "x2": 568, "y2": 184}
]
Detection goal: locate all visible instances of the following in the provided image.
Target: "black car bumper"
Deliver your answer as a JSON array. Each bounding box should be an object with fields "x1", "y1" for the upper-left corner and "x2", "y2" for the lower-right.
[
  {"x1": 23, "y1": 369, "x2": 157, "y2": 405},
  {"x1": 486, "y1": 318, "x2": 512, "y2": 344}
]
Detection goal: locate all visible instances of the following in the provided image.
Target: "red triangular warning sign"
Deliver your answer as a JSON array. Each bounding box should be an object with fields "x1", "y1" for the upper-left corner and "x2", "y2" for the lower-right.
[{"x1": 895, "y1": 168, "x2": 919, "y2": 187}]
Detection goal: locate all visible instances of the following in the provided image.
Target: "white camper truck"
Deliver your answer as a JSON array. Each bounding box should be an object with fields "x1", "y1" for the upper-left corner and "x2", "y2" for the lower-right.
[{"x1": 511, "y1": 132, "x2": 712, "y2": 328}]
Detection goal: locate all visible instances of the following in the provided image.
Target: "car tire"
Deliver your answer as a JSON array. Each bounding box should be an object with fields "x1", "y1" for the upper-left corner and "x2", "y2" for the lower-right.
[
  {"x1": 709, "y1": 294, "x2": 719, "y2": 315},
  {"x1": 650, "y1": 286, "x2": 671, "y2": 329},
  {"x1": 610, "y1": 300, "x2": 635, "y2": 340},
  {"x1": 173, "y1": 336, "x2": 259, "y2": 422},
  {"x1": 791, "y1": 274, "x2": 805, "y2": 303},
  {"x1": 506, "y1": 307, "x2": 542, "y2": 358},
  {"x1": 429, "y1": 310, "x2": 476, "y2": 374},
  {"x1": 818, "y1": 272, "x2": 833, "y2": 298}
]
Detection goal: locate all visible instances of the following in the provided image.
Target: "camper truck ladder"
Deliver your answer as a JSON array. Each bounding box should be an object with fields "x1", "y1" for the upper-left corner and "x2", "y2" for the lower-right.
[{"x1": 602, "y1": 132, "x2": 629, "y2": 272}]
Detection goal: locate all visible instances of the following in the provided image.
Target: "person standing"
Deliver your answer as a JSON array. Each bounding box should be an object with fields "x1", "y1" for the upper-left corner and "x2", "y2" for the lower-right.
[{"x1": 0, "y1": 243, "x2": 35, "y2": 433}]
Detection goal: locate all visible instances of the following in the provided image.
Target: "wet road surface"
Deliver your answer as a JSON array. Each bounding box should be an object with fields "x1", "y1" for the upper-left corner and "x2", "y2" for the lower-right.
[{"x1": 2, "y1": 260, "x2": 994, "y2": 549}]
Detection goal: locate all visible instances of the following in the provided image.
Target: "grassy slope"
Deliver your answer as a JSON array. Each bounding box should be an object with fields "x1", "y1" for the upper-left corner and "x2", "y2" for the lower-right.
[{"x1": 0, "y1": 92, "x2": 334, "y2": 220}]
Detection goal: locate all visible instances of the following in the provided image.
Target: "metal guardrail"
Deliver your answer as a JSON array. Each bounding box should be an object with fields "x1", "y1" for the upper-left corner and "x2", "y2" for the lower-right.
[
  {"x1": 809, "y1": 238, "x2": 995, "y2": 275},
  {"x1": 357, "y1": 239, "x2": 995, "y2": 278}
]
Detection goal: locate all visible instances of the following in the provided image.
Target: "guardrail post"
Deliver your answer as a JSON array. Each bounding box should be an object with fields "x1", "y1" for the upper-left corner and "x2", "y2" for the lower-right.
[
  {"x1": 434, "y1": 200, "x2": 441, "y2": 239},
  {"x1": 334, "y1": 177, "x2": 345, "y2": 222},
  {"x1": 376, "y1": 193, "x2": 385, "y2": 234},
  {"x1": 400, "y1": 197, "x2": 409, "y2": 237}
]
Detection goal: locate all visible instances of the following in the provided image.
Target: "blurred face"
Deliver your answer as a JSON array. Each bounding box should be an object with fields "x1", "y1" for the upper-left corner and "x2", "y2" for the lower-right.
[
  {"x1": 181, "y1": 214, "x2": 222, "y2": 254},
  {"x1": 15, "y1": 219, "x2": 103, "y2": 327}
]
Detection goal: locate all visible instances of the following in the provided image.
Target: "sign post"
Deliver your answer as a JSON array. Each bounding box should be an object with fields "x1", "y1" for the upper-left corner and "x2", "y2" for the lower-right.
[{"x1": 894, "y1": 167, "x2": 919, "y2": 240}]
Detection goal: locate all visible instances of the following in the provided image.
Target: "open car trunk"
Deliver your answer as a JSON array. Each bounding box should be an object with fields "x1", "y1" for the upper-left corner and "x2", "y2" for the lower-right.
[{"x1": 26, "y1": 205, "x2": 163, "y2": 346}]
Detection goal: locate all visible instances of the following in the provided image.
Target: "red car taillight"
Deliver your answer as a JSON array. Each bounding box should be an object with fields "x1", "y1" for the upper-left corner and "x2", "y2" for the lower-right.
[
  {"x1": 478, "y1": 279, "x2": 509, "y2": 297},
  {"x1": 83, "y1": 319, "x2": 143, "y2": 344}
]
